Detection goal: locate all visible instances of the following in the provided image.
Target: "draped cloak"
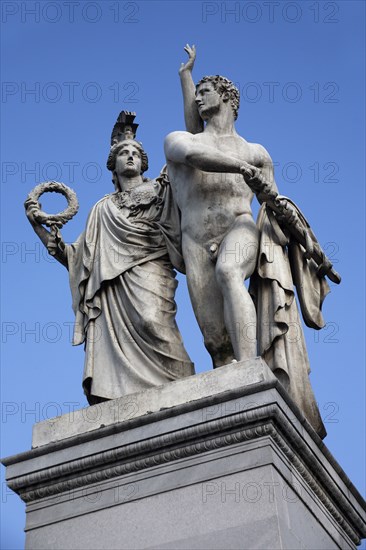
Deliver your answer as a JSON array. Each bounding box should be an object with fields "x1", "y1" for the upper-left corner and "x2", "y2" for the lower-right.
[
  {"x1": 249, "y1": 201, "x2": 330, "y2": 439},
  {"x1": 66, "y1": 179, "x2": 194, "y2": 404}
]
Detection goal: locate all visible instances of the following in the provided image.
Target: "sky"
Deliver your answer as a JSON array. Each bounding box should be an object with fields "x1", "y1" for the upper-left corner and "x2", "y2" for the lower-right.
[{"x1": 1, "y1": 1, "x2": 365, "y2": 548}]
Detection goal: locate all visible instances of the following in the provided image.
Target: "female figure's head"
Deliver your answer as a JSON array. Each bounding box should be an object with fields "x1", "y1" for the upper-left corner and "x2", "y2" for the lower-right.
[{"x1": 107, "y1": 140, "x2": 149, "y2": 189}]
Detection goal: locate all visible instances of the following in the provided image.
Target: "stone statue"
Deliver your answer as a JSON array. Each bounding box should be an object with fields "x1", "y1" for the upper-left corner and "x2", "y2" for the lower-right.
[
  {"x1": 164, "y1": 46, "x2": 340, "y2": 438},
  {"x1": 25, "y1": 113, "x2": 194, "y2": 404}
]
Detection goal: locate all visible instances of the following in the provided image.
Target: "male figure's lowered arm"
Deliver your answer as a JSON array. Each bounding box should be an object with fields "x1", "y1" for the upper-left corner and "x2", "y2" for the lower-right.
[
  {"x1": 164, "y1": 131, "x2": 255, "y2": 178},
  {"x1": 165, "y1": 131, "x2": 299, "y2": 224}
]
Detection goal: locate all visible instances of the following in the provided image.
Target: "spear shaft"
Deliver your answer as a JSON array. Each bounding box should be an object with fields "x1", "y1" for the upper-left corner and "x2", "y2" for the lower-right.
[{"x1": 241, "y1": 162, "x2": 341, "y2": 284}]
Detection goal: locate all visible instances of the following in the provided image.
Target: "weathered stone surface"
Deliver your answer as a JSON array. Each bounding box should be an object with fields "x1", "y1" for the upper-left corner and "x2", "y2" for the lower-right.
[
  {"x1": 32, "y1": 357, "x2": 272, "y2": 448},
  {"x1": 25, "y1": 118, "x2": 194, "y2": 406},
  {"x1": 2, "y1": 360, "x2": 366, "y2": 549},
  {"x1": 163, "y1": 45, "x2": 342, "y2": 438}
]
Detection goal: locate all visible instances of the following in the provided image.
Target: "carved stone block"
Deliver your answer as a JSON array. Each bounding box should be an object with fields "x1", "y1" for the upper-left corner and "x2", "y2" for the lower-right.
[{"x1": 2, "y1": 359, "x2": 365, "y2": 549}]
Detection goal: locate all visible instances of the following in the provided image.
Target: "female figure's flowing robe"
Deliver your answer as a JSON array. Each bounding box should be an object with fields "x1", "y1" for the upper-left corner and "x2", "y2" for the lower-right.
[
  {"x1": 250, "y1": 202, "x2": 330, "y2": 439},
  {"x1": 66, "y1": 179, "x2": 194, "y2": 404}
]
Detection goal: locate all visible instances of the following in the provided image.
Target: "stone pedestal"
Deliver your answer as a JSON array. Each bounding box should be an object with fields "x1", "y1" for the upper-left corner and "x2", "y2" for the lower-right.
[{"x1": 2, "y1": 358, "x2": 366, "y2": 549}]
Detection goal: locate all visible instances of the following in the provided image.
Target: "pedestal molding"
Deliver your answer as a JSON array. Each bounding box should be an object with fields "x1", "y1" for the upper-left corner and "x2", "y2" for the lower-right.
[{"x1": 6, "y1": 400, "x2": 364, "y2": 544}]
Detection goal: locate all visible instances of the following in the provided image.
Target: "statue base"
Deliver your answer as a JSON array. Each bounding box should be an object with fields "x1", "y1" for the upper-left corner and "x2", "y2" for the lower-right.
[{"x1": 2, "y1": 358, "x2": 366, "y2": 549}]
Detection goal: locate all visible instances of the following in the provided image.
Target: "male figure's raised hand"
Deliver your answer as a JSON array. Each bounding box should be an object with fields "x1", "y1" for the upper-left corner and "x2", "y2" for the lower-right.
[{"x1": 179, "y1": 44, "x2": 196, "y2": 75}]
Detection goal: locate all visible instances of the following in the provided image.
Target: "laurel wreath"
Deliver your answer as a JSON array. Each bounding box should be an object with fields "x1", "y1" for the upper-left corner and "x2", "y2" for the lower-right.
[{"x1": 26, "y1": 181, "x2": 79, "y2": 227}]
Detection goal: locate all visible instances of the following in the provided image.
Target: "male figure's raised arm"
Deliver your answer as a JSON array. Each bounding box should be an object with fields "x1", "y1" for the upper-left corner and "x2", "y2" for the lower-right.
[{"x1": 179, "y1": 44, "x2": 204, "y2": 134}]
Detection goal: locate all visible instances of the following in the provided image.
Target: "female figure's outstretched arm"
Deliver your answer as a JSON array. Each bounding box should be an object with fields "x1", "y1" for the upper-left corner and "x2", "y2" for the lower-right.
[{"x1": 24, "y1": 198, "x2": 68, "y2": 268}]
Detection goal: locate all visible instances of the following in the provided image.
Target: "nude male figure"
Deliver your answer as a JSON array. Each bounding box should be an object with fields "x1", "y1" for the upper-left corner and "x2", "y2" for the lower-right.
[{"x1": 164, "y1": 46, "x2": 282, "y2": 367}]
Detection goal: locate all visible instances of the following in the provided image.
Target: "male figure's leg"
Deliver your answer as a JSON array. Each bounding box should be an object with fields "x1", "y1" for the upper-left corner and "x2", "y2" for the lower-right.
[
  {"x1": 183, "y1": 238, "x2": 235, "y2": 367},
  {"x1": 215, "y1": 214, "x2": 259, "y2": 361}
]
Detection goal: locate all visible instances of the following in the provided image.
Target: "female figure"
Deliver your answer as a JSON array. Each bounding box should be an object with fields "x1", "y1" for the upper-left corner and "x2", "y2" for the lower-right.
[{"x1": 25, "y1": 138, "x2": 194, "y2": 404}]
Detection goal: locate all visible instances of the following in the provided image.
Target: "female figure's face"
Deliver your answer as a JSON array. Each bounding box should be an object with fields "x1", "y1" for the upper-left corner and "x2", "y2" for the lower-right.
[{"x1": 115, "y1": 142, "x2": 142, "y2": 178}]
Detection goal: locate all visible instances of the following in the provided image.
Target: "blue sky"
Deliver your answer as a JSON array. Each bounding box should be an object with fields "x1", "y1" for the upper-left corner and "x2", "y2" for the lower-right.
[{"x1": 1, "y1": 1, "x2": 365, "y2": 548}]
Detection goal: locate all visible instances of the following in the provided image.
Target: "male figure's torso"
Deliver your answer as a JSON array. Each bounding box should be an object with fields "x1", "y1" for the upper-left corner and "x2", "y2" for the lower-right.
[{"x1": 167, "y1": 131, "x2": 264, "y2": 247}]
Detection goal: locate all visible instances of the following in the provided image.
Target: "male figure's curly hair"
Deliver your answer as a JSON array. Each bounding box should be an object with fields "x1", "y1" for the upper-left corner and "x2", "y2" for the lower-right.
[
  {"x1": 106, "y1": 140, "x2": 149, "y2": 175},
  {"x1": 196, "y1": 76, "x2": 240, "y2": 120}
]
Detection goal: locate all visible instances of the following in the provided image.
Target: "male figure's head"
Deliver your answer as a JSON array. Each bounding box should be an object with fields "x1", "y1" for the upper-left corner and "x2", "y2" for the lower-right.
[
  {"x1": 107, "y1": 139, "x2": 149, "y2": 190},
  {"x1": 195, "y1": 76, "x2": 240, "y2": 121}
]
